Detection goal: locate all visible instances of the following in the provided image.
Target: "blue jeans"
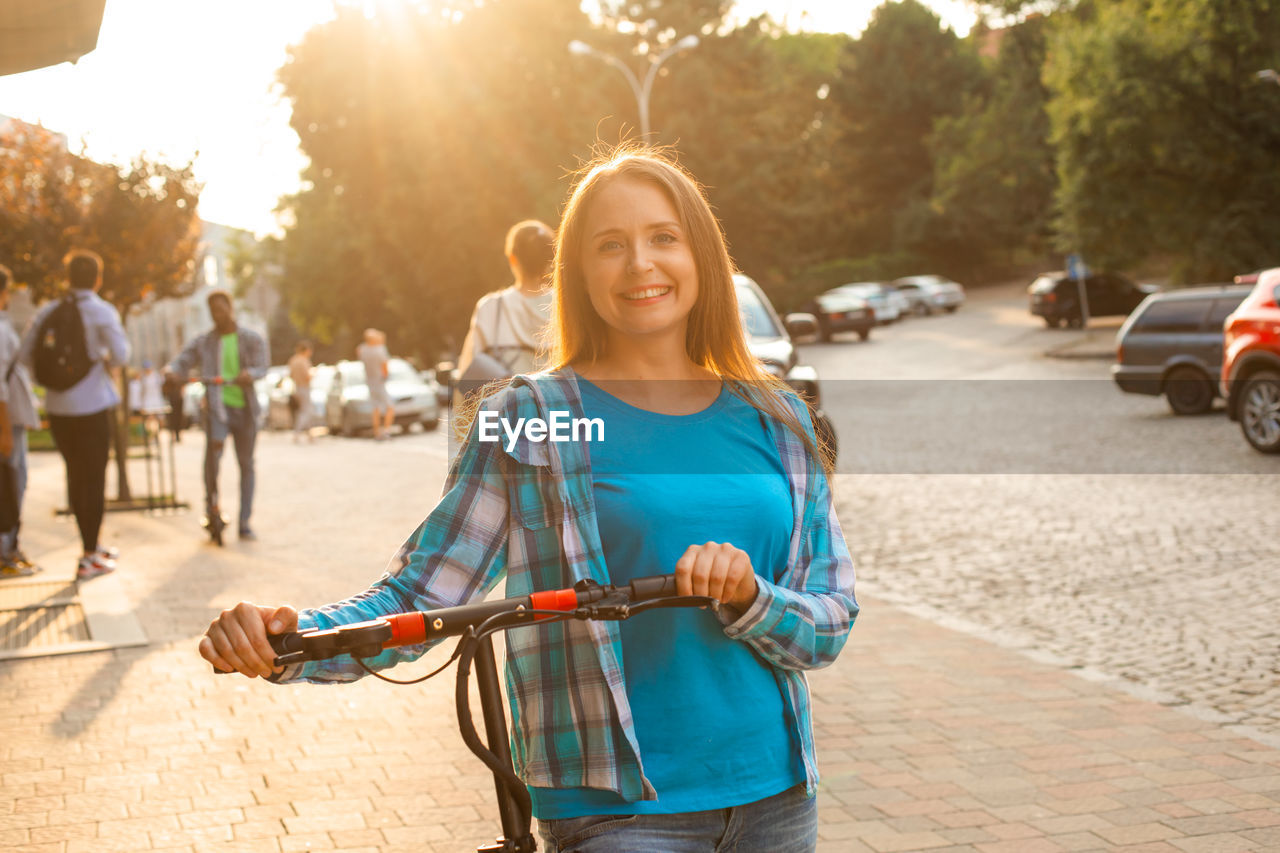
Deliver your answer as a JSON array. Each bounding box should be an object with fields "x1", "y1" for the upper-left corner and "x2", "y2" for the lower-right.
[
  {"x1": 1, "y1": 426, "x2": 27, "y2": 553},
  {"x1": 204, "y1": 406, "x2": 256, "y2": 526},
  {"x1": 537, "y1": 785, "x2": 816, "y2": 853}
]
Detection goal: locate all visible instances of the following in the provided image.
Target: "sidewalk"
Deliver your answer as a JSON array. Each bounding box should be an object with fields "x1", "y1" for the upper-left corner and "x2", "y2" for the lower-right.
[{"x1": 1, "y1": 433, "x2": 1278, "y2": 852}]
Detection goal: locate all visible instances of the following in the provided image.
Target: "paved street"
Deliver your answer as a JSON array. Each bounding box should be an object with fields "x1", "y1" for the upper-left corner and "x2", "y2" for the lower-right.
[
  {"x1": 1, "y1": 281, "x2": 1278, "y2": 852},
  {"x1": 807, "y1": 281, "x2": 1280, "y2": 741}
]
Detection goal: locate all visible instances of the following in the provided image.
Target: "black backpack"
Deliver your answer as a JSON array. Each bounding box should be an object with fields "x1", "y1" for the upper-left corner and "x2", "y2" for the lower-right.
[{"x1": 33, "y1": 294, "x2": 93, "y2": 391}]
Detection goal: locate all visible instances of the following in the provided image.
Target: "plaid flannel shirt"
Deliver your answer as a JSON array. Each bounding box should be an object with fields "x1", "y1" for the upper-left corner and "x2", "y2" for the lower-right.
[{"x1": 275, "y1": 369, "x2": 858, "y2": 802}]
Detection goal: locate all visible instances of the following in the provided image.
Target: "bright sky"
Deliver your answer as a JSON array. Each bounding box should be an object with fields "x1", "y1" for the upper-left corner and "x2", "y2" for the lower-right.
[{"x1": 0, "y1": 1, "x2": 976, "y2": 239}]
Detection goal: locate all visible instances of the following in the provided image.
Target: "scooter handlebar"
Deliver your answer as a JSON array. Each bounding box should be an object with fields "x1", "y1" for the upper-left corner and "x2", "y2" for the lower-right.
[{"x1": 259, "y1": 574, "x2": 691, "y2": 669}]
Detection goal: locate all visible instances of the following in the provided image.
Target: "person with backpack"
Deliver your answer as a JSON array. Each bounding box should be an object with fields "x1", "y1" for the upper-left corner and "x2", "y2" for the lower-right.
[
  {"x1": 0, "y1": 263, "x2": 43, "y2": 578},
  {"x1": 163, "y1": 290, "x2": 269, "y2": 540},
  {"x1": 18, "y1": 249, "x2": 129, "y2": 580},
  {"x1": 452, "y1": 220, "x2": 555, "y2": 408}
]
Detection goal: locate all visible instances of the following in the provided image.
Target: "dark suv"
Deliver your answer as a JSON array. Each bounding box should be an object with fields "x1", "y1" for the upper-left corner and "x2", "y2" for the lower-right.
[
  {"x1": 1222, "y1": 271, "x2": 1280, "y2": 453},
  {"x1": 1111, "y1": 285, "x2": 1251, "y2": 414},
  {"x1": 1029, "y1": 271, "x2": 1158, "y2": 328}
]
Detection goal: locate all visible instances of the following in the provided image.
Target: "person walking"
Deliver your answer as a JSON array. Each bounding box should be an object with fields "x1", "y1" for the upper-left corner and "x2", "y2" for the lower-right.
[
  {"x1": 0, "y1": 264, "x2": 43, "y2": 578},
  {"x1": 18, "y1": 250, "x2": 129, "y2": 579},
  {"x1": 453, "y1": 219, "x2": 555, "y2": 406},
  {"x1": 164, "y1": 290, "x2": 268, "y2": 541},
  {"x1": 355, "y1": 328, "x2": 392, "y2": 440},
  {"x1": 288, "y1": 340, "x2": 315, "y2": 443},
  {"x1": 200, "y1": 147, "x2": 856, "y2": 853}
]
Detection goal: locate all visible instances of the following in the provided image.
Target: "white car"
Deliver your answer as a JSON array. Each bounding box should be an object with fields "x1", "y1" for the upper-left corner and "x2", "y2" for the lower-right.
[
  {"x1": 832, "y1": 282, "x2": 902, "y2": 324},
  {"x1": 326, "y1": 358, "x2": 440, "y2": 436},
  {"x1": 892, "y1": 275, "x2": 966, "y2": 315}
]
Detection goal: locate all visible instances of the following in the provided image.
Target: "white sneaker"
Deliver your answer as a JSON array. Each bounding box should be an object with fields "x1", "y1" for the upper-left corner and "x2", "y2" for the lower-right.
[{"x1": 76, "y1": 555, "x2": 116, "y2": 580}]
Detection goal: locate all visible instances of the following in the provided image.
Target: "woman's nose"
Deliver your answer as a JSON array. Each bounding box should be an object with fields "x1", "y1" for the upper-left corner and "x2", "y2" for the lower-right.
[{"x1": 626, "y1": 246, "x2": 654, "y2": 274}]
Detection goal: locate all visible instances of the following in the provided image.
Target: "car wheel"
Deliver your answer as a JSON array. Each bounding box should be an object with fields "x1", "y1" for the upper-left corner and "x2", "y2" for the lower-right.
[
  {"x1": 817, "y1": 318, "x2": 832, "y2": 343},
  {"x1": 857, "y1": 328, "x2": 870, "y2": 341},
  {"x1": 1044, "y1": 316, "x2": 1060, "y2": 328},
  {"x1": 1240, "y1": 370, "x2": 1280, "y2": 453},
  {"x1": 1066, "y1": 314, "x2": 1084, "y2": 329},
  {"x1": 420, "y1": 415, "x2": 439, "y2": 432},
  {"x1": 1164, "y1": 366, "x2": 1215, "y2": 415},
  {"x1": 945, "y1": 306, "x2": 957, "y2": 313}
]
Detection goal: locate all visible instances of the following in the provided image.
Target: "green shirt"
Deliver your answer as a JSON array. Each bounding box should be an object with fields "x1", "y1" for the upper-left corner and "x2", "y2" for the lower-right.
[{"x1": 220, "y1": 333, "x2": 245, "y2": 408}]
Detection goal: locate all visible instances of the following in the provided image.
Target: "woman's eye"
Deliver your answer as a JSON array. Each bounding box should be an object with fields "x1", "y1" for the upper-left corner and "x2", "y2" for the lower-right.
[
  {"x1": 653, "y1": 232, "x2": 676, "y2": 244},
  {"x1": 599, "y1": 239, "x2": 622, "y2": 251}
]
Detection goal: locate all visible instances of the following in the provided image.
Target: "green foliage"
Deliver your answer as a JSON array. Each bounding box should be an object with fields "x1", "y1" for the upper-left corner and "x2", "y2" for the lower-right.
[
  {"x1": 928, "y1": 15, "x2": 1055, "y2": 276},
  {"x1": 828, "y1": 0, "x2": 986, "y2": 264},
  {"x1": 1046, "y1": 0, "x2": 1280, "y2": 281}
]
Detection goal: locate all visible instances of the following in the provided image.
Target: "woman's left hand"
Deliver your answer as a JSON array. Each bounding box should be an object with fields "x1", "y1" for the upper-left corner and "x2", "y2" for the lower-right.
[{"x1": 674, "y1": 542, "x2": 759, "y2": 610}]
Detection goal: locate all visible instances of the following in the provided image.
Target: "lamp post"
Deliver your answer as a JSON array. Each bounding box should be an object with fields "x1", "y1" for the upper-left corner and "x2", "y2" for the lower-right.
[{"x1": 568, "y1": 34, "x2": 700, "y2": 139}]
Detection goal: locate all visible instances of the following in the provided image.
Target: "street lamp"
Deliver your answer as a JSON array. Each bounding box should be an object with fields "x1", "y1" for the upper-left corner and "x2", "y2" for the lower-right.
[{"x1": 568, "y1": 34, "x2": 700, "y2": 139}]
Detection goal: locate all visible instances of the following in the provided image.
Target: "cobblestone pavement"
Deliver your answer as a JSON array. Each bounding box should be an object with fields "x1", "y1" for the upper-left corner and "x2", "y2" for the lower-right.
[
  {"x1": 1, "y1": 386, "x2": 1278, "y2": 851},
  {"x1": 835, "y1": 473, "x2": 1280, "y2": 747}
]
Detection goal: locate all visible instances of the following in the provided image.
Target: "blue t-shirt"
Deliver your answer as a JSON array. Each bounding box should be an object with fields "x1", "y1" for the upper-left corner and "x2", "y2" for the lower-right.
[{"x1": 530, "y1": 378, "x2": 804, "y2": 819}]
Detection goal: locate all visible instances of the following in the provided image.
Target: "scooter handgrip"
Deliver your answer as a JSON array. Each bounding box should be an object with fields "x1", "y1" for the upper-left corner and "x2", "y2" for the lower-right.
[
  {"x1": 269, "y1": 631, "x2": 304, "y2": 655},
  {"x1": 628, "y1": 575, "x2": 677, "y2": 602},
  {"x1": 211, "y1": 631, "x2": 303, "y2": 674}
]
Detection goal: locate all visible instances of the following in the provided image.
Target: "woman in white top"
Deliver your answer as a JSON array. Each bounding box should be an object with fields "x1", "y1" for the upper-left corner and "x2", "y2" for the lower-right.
[{"x1": 454, "y1": 220, "x2": 555, "y2": 407}]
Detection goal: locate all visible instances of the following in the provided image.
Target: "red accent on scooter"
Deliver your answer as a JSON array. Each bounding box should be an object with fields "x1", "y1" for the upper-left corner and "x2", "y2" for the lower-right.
[
  {"x1": 385, "y1": 612, "x2": 427, "y2": 646},
  {"x1": 529, "y1": 587, "x2": 580, "y2": 617}
]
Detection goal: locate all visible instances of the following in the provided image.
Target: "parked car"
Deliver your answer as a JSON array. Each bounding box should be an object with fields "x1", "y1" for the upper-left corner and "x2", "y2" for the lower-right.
[
  {"x1": 804, "y1": 286, "x2": 875, "y2": 342},
  {"x1": 266, "y1": 364, "x2": 334, "y2": 430},
  {"x1": 891, "y1": 275, "x2": 966, "y2": 315},
  {"x1": 830, "y1": 282, "x2": 902, "y2": 325},
  {"x1": 1111, "y1": 285, "x2": 1251, "y2": 414},
  {"x1": 735, "y1": 274, "x2": 837, "y2": 459},
  {"x1": 1222, "y1": 270, "x2": 1280, "y2": 453},
  {"x1": 1029, "y1": 271, "x2": 1158, "y2": 328},
  {"x1": 326, "y1": 357, "x2": 440, "y2": 436}
]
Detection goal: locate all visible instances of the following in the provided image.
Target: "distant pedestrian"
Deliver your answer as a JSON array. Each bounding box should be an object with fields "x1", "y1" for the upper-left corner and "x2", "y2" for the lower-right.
[
  {"x1": 356, "y1": 328, "x2": 393, "y2": 440},
  {"x1": 18, "y1": 249, "x2": 129, "y2": 580},
  {"x1": 128, "y1": 361, "x2": 165, "y2": 415},
  {"x1": 288, "y1": 340, "x2": 316, "y2": 443},
  {"x1": 163, "y1": 291, "x2": 269, "y2": 541},
  {"x1": 454, "y1": 219, "x2": 555, "y2": 406},
  {"x1": 0, "y1": 264, "x2": 42, "y2": 578}
]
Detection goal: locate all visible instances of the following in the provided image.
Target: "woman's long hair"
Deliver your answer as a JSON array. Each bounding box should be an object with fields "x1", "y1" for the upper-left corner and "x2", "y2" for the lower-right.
[{"x1": 550, "y1": 145, "x2": 833, "y2": 474}]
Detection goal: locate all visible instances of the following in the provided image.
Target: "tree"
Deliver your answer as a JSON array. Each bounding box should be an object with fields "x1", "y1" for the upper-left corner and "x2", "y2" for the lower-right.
[
  {"x1": 1045, "y1": 0, "x2": 1280, "y2": 280},
  {"x1": 828, "y1": 0, "x2": 985, "y2": 263},
  {"x1": 928, "y1": 14, "x2": 1056, "y2": 277},
  {"x1": 275, "y1": 0, "x2": 616, "y2": 364}
]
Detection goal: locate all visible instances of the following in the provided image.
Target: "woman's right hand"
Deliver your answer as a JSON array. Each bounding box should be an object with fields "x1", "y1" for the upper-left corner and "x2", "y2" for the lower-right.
[{"x1": 200, "y1": 602, "x2": 299, "y2": 678}]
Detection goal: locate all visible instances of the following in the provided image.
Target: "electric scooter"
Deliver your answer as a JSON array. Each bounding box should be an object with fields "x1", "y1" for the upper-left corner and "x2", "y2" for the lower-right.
[{"x1": 218, "y1": 575, "x2": 716, "y2": 852}]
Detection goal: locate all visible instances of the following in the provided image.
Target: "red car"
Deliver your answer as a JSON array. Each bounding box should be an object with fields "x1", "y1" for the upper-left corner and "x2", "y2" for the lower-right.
[{"x1": 1222, "y1": 269, "x2": 1280, "y2": 453}]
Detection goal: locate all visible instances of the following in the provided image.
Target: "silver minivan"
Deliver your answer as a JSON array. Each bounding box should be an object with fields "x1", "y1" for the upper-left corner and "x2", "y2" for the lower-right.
[{"x1": 1111, "y1": 285, "x2": 1252, "y2": 414}]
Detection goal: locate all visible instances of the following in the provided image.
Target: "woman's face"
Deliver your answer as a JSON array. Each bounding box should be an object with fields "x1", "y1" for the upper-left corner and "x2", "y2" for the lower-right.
[{"x1": 578, "y1": 176, "x2": 698, "y2": 347}]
